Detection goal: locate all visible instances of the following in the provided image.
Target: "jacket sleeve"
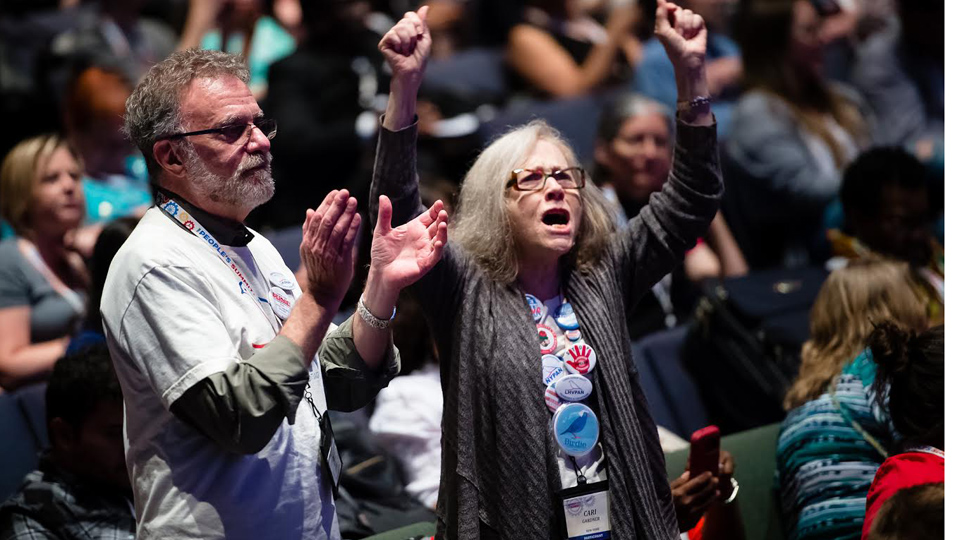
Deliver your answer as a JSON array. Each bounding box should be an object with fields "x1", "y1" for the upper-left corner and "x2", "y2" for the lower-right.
[
  {"x1": 170, "y1": 335, "x2": 308, "y2": 455},
  {"x1": 611, "y1": 118, "x2": 723, "y2": 306}
]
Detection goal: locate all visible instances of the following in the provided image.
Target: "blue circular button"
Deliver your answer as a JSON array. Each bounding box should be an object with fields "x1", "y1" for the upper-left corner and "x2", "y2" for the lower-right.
[
  {"x1": 554, "y1": 302, "x2": 579, "y2": 330},
  {"x1": 552, "y1": 403, "x2": 600, "y2": 457}
]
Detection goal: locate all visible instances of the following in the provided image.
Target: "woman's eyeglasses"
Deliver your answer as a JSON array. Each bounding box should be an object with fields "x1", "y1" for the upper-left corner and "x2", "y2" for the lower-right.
[{"x1": 507, "y1": 167, "x2": 586, "y2": 191}]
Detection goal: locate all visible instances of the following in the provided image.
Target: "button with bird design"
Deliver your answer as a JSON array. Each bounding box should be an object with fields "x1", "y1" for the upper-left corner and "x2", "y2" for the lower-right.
[{"x1": 553, "y1": 403, "x2": 600, "y2": 457}]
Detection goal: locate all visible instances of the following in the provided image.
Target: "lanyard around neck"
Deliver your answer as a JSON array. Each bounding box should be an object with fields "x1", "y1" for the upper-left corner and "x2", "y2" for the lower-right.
[{"x1": 159, "y1": 197, "x2": 281, "y2": 334}]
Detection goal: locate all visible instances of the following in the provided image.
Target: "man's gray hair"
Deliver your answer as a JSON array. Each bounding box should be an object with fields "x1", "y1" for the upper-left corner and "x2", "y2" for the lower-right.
[{"x1": 124, "y1": 49, "x2": 250, "y2": 177}]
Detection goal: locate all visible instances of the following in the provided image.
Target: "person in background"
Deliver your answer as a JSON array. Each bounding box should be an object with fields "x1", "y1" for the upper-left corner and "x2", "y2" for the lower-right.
[
  {"x1": 0, "y1": 135, "x2": 87, "y2": 391},
  {"x1": 373, "y1": 2, "x2": 721, "y2": 536},
  {"x1": 593, "y1": 93, "x2": 747, "y2": 336},
  {"x1": 368, "y1": 292, "x2": 443, "y2": 509},
  {"x1": 831, "y1": 147, "x2": 942, "y2": 324},
  {"x1": 44, "y1": 0, "x2": 178, "y2": 93},
  {"x1": 777, "y1": 261, "x2": 927, "y2": 540},
  {"x1": 672, "y1": 450, "x2": 745, "y2": 540},
  {"x1": 64, "y1": 66, "x2": 152, "y2": 226},
  {"x1": 850, "y1": 0, "x2": 943, "y2": 150},
  {"x1": 180, "y1": 0, "x2": 297, "y2": 99},
  {"x1": 866, "y1": 482, "x2": 943, "y2": 540},
  {"x1": 724, "y1": 0, "x2": 870, "y2": 269},
  {"x1": 256, "y1": 0, "x2": 385, "y2": 230},
  {"x1": 67, "y1": 216, "x2": 140, "y2": 355},
  {"x1": 861, "y1": 322, "x2": 943, "y2": 539},
  {"x1": 0, "y1": 343, "x2": 134, "y2": 539},
  {"x1": 505, "y1": 0, "x2": 642, "y2": 98},
  {"x1": 633, "y1": 0, "x2": 741, "y2": 135}
]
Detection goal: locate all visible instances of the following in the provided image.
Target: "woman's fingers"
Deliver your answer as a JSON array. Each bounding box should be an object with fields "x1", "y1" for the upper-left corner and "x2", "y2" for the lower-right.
[{"x1": 375, "y1": 195, "x2": 394, "y2": 236}]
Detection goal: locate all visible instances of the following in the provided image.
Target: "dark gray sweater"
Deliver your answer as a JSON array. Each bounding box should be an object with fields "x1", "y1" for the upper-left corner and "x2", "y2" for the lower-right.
[{"x1": 370, "y1": 118, "x2": 722, "y2": 540}]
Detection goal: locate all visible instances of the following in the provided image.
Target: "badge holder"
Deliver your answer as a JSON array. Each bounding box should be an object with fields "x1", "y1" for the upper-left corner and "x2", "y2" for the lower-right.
[
  {"x1": 318, "y1": 411, "x2": 342, "y2": 498},
  {"x1": 558, "y1": 479, "x2": 611, "y2": 540}
]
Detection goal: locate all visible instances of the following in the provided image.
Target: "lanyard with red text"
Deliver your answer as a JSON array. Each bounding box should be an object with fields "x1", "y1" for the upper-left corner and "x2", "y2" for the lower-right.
[{"x1": 159, "y1": 196, "x2": 282, "y2": 333}]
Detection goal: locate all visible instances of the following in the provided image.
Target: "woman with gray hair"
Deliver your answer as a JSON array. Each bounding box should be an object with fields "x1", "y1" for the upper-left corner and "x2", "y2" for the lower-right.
[
  {"x1": 593, "y1": 94, "x2": 747, "y2": 336},
  {"x1": 371, "y1": 2, "x2": 723, "y2": 538}
]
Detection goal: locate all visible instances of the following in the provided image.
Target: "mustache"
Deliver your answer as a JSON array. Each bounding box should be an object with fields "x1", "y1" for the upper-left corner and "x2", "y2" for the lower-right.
[{"x1": 238, "y1": 152, "x2": 271, "y2": 174}]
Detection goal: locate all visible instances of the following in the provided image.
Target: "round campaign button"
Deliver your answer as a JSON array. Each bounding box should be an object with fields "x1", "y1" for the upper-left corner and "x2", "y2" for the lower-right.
[
  {"x1": 542, "y1": 354, "x2": 565, "y2": 386},
  {"x1": 563, "y1": 343, "x2": 597, "y2": 375},
  {"x1": 565, "y1": 328, "x2": 582, "y2": 342},
  {"x1": 544, "y1": 384, "x2": 562, "y2": 412},
  {"x1": 537, "y1": 324, "x2": 558, "y2": 355},
  {"x1": 553, "y1": 374, "x2": 593, "y2": 402},
  {"x1": 268, "y1": 286, "x2": 293, "y2": 319},
  {"x1": 526, "y1": 294, "x2": 546, "y2": 323},
  {"x1": 554, "y1": 302, "x2": 580, "y2": 330},
  {"x1": 269, "y1": 271, "x2": 295, "y2": 290},
  {"x1": 552, "y1": 403, "x2": 600, "y2": 457}
]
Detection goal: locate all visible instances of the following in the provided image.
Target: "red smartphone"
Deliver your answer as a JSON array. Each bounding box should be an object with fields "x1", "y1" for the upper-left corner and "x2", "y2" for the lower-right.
[{"x1": 688, "y1": 425, "x2": 721, "y2": 478}]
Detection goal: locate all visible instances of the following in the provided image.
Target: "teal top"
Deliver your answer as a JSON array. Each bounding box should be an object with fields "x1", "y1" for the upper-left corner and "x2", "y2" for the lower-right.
[
  {"x1": 201, "y1": 16, "x2": 296, "y2": 95},
  {"x1": 776, "y1": 350, "x2": 897, "y2": 540},
  {"x1": 82, "y1": 155, "x2": 152, "y2": 224}
]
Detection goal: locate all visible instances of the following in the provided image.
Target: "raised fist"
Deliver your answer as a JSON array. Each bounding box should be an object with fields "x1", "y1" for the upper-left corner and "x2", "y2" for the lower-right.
[
  {"x1": 379, "y1": 6, "x2": 432, "y2": 89},
  {"x1": 654, "y1": 0, "x2": 708, "y2": 74}
]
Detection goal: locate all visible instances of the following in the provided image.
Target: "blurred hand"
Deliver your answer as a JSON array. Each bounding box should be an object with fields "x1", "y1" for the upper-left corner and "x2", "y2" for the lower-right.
[
  {"x1": 654, "y1": 0, "x2": 708, "y2": 74},
  {"x1": 606, "y1": 3, "x2": 642, "y2": 40},
  {"x1": 671, "y1": 468, "x2": 721, "y2": 531},
  {"x1": 300, "y1": 190, "x2": 362, "y2": 310},
  {"x1": 370, "y1": 196, "x2": 447, "y2": 293},
  {"x1": 379, "y1": 6, "x2": 433, "y2": 90},
  {"x1": 188, "y1": 0, "x2": 230, "y2": 29}
]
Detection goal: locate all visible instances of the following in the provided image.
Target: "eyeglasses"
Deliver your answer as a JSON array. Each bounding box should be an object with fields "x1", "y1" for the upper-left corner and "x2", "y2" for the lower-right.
[
  {"x1": 161, "y1": 118, "x2": 278, "y2": 144},
  {"x1": 506, "y1": 167, "x2": 586, "y2": 191}
]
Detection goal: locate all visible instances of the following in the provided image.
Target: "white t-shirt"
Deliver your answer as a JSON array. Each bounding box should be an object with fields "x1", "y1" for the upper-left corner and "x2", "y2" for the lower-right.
[
  {"x1": 369, "y1": 364, "x2": 443, "y2": 508},
  {"x1": 101, "y1": 207, "x2": 340, "y2": 540}
]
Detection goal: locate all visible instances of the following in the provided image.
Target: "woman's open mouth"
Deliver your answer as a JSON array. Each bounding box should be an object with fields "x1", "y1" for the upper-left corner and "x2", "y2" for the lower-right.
[{"x1": 542, "y1": 208, "x2": 571, "y2": 229}]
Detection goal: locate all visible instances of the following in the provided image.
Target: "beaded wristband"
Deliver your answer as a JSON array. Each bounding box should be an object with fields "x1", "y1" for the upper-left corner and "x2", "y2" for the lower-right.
[
  {"x1": 677, "y1": 95, "x2": 712, "y2": 115},
  {"x1": 357, "y1": 295, "x2": 396, "y2": 329}
]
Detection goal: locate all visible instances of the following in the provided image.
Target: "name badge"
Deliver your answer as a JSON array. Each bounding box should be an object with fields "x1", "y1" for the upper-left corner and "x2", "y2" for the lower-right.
[
  {"x1": 560, "y1": 481, "x2": 611, "y2": 540},
  {"x1": 318, "y1": 412, "x2": 342, "y2": 498}
]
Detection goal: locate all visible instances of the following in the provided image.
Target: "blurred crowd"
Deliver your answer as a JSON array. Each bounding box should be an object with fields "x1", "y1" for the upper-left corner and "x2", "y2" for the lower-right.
[{"x1": 0, "y1": 0, "x2": 944, "y2": 539}]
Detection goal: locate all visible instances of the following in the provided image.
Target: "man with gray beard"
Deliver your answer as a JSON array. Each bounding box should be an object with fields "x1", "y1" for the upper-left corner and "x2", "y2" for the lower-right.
[{"x1": 100, "y1": 49, "x2": 449, "y2": 539}]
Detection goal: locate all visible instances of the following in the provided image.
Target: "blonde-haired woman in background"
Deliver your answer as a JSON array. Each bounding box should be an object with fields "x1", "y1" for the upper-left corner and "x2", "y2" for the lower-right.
[
  {"x1": 777, "y1": 260, "x2": 927, "y2": 540},
  {"x1": 0, "y1": 135, "x2": 88, "y2": 391}
]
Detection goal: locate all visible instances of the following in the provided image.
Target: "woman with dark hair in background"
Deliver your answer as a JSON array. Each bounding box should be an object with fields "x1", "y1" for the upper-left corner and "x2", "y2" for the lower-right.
[
  {"x1": 861, "y1": 322, "x2": 943, "y2": 540},
  {"x1": 725, "y1": 0, "x2": 871, "y2": 268},
  {"x1": 0, "y1": 135, "x2": 88, "y2": 391},
  {"x1": 505, "y1": 0, "x2": 643, "y2": 98}
]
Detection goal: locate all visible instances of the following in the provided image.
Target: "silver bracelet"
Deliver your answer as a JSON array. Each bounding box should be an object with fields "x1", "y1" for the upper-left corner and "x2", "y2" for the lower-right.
[
  {"x1": 722, "y1": 477, "x2": 739, "y2": 505},
  {"x1": 357, "y1": 295, "x2": 396, "y2": 329}
]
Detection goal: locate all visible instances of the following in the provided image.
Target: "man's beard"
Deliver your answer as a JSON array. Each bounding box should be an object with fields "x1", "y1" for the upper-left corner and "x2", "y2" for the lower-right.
[{"x1": 181, "y1": 141, "x2": 275, "y2": 210}]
